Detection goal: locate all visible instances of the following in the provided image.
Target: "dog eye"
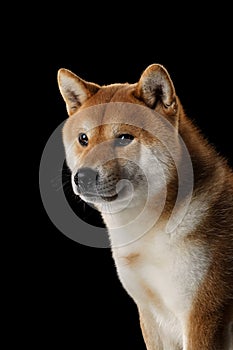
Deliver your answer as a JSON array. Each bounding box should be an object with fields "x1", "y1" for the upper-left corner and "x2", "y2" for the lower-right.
[
  {"x1": 78, "y1": 133, "x2": 89, "y2": 147},
  {"x1": 115, "y1": 134, "x2": 134, "y2": 147}
]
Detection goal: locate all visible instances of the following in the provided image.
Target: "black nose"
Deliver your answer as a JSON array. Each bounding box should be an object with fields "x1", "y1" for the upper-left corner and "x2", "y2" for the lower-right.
[{"x1": 74, "y1": 167, "x2": 98, "y2": 192}]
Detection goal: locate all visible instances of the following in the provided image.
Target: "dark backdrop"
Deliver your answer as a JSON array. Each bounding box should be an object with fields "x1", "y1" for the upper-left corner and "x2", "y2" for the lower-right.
[{"x1": 37, "y1": 57, "x2": 232, "y2": 349}]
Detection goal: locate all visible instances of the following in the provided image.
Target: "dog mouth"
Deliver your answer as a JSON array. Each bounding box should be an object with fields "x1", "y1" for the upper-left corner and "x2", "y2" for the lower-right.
[
  {"x1": 77, "y1": 180, "x2": 132, "y2": 204},
  {"x1": 100, "y1": 193, "x2": 119, "y2": 202},
  {"x1": 82, "y1": 192, "x2": 118, "y2": 202}
]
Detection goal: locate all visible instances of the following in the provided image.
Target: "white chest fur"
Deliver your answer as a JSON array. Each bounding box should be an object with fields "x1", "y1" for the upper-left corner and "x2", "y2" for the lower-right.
[{"x1": 111, "y1": 228, "x2": 209, "y2": 346}]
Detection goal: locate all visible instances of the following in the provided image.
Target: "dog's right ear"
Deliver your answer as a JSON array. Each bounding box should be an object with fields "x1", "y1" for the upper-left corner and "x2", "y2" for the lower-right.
[{"x1": 57, "y1": 69, "x2": 100, "y2": 116}]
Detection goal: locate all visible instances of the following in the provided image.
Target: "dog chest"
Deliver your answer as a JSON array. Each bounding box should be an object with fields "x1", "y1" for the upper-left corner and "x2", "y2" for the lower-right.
[{"x1": 112, "y1": 233, "x2": 209, "y2": 325}]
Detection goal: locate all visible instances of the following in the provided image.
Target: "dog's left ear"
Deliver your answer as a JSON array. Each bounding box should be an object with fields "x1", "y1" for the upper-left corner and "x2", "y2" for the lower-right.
[
  {"x1": 136, "y1": 64, "x2": 178, "y2": 116},
  {"x1": 57, "y1": 69, "x2": 100, "y2": 116}
]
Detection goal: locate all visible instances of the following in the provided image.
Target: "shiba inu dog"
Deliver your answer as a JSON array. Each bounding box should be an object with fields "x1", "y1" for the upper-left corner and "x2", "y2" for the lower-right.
[{"x1": 57, "y1": 64, "x2": 233, "y2": 349}]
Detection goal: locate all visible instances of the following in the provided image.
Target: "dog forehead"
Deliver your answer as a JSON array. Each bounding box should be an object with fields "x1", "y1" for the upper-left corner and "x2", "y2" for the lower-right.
[{"x1": 75, "y1": 102, "x2": 150, "y2": 131}]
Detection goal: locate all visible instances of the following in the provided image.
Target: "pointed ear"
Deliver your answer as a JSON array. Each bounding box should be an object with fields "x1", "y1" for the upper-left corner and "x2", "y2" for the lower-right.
[
  {"x1": 136, "y1": 64, "x2": 178, "y2": 116},
  {"x1": 57, "y1": 69, "x2": 100, "y2": 116}
]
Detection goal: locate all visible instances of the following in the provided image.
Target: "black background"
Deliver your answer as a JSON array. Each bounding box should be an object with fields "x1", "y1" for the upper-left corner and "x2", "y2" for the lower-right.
[{"x1": 37, "y1": 51, "x2": 232, "y2": 349}]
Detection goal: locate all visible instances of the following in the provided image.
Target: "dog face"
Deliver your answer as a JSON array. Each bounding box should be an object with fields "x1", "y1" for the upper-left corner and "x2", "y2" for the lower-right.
[{"x1": 58, "y1": 64, "x2": 181, "y2": 212}]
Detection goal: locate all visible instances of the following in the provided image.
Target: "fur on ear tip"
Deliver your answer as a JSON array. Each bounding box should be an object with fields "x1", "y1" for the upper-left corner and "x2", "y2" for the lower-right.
[
  {"x1": 143, "y1": 63, "x2": 169, "y2": 74},
  {"x1": 57, "y1": 68, "x2": 66, "y2": 74},
  {"x1": 57, "y1": 68, "x2": 67, "y2": 77},
  {"x1": 57, "y1": 68, "x2": 77, "y2": 83},
  {"x1": 143, "y1": 63, "x2": 171, "y2": 81}
]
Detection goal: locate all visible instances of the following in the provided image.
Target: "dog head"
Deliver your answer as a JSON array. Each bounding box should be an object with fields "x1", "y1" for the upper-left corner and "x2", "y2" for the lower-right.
[{"x1": 58, "y1": 64, "x2": 181, "y2": 212}]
